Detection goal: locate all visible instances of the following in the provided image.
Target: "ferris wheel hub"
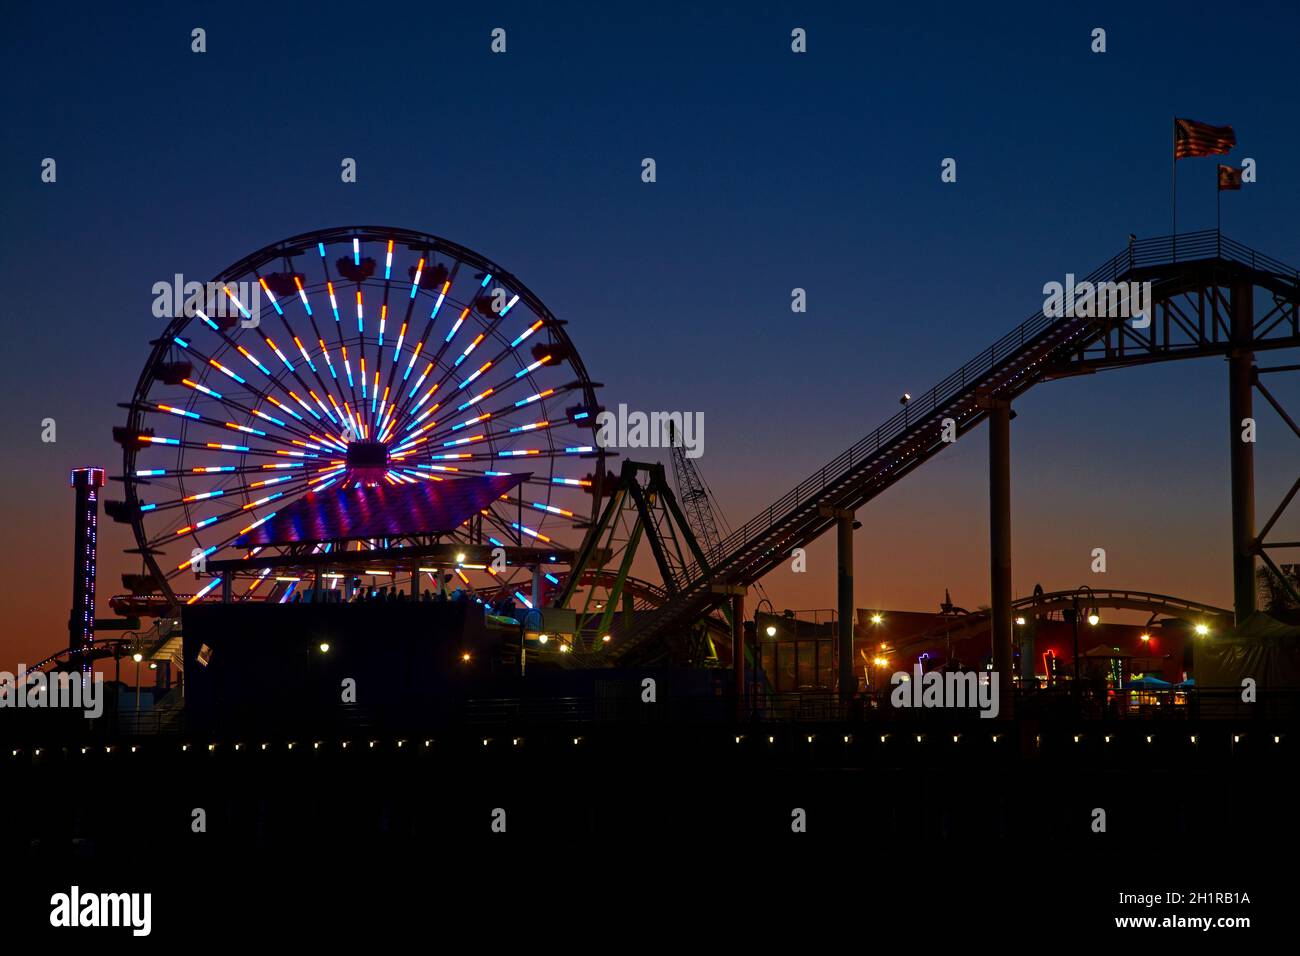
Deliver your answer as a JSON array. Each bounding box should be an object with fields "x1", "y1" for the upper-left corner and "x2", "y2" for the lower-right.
[{"x1": 346, "y1": 441, "x2": 388, "y2": 470}]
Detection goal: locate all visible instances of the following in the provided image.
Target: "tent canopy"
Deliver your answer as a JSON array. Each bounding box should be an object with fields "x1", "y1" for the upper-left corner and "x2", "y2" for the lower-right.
[
  {"x1": 234, "y1": 473, "x2": 530, "y2": 547},
  {"x1": 1195, "y1": 611, "x2": 1300, "y2": 690},
  {"x1": 1127, "y1": 674, "x2": 1172, "y2": 689}
]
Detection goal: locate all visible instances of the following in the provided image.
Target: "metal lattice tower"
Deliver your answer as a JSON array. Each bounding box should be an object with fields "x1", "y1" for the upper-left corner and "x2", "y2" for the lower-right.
[
  {"x1": 668, "y1": 421, "x2": 722, "y2": 560},
  {"x1": 69, "y1": 467, "x2": 106, "y2": 676}
]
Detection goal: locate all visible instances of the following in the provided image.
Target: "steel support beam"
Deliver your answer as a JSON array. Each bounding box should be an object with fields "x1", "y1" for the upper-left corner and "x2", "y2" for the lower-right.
[
  {"x1": 710, "y1": 584, "x2": 747, "y2": 704},
  {"x1": 987, "y1": 402, "x2": 1013, "y2": 707},
  {"x1": 836, "y1": 514, "x2": 856, "y2": 699},
  {"x1": 207, "y1": 542, "x2": 580, "y2": 575},
  {"x1": 1229, "y1": 281, "x2": 1257, "y2": 622},
  {"x1": 731, "y1": 591, "x2": 745, "y2": 706},
  {"x1": 818, "y1": 505, "x2": 857, "y2": 699}
]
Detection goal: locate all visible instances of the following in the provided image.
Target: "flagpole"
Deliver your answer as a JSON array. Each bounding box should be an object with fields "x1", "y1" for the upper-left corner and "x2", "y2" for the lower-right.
[{"x1": 1171, "y1": 117, "x2": 1177, "y2": 260}]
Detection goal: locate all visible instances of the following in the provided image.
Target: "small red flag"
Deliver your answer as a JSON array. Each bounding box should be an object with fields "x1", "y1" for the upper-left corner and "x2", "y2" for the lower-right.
[
  {"x1": 1175, "y1": 118, "x2": 1236, "y2": 159},
  {"x1": 1218, "y1": 164, "x2": 1243, "y2": 191}
]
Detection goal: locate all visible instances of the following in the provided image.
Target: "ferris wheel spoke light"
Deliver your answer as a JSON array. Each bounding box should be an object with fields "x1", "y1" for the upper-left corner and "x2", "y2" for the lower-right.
[
  {"x1": 510, "y1": 321, "x2": 543, "y2": 348},
  {"x1": 208, "y1": 359, "x2": 247, "y2": 385},
  {"x1": 181, "y1": 378, "x2": 221, "y2": 399},
  {"x1": 444, "y1": 310, "x2": 468, "y2": 344},
  {"x1": 455, "y1": 334, "x2": 486, "y2": 366},
  {"x1": 458, "y1": 361, "x2": 493, "y2": 390},
  {"x1": 187, "y1": 577, "x2": 223, "y2": 604},
  {"x1": 514, "y1": 388, "x2": 554, "y2": 408},
  {"x1": 257, "y1": 278, "x2": 284, "y2": 316},
  {"x1": 222, "y1": 286, "x2": 253, "y2": 321},
  {"x1": 515, "y1": 356, "x2": 550, "y2": 378}
]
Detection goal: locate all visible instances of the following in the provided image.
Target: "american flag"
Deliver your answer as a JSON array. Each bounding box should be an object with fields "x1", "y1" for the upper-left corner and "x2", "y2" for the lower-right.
[
  {"x1": 1218, "y1": 164, "x2": 1243, "y2": 191},
  {"x1": 1174, "y1": 118, "x2": 1236, "y2": 159}
]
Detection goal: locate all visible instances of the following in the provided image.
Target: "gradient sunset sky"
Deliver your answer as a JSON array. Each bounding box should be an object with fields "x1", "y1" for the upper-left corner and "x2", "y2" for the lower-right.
[{"x1": 2, "y1": 1, "x2": 1299, "y2": 668}]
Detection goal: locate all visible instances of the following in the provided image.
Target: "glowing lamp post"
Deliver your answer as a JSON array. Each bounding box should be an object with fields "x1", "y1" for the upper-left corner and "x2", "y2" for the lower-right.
[{"x1": 132, "y1": 651, "x2": 144, "y2": 717}]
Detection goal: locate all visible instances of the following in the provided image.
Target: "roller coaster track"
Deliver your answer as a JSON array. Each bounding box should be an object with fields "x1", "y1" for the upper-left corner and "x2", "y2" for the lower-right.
[
  {"x1": 612, "y1": 231, "x2": 1300, "y2": 664},
  {"x1": 23, "y1": 619, "x2": 177, "y2": 675},
  {"x1": 888, "y1": 589, "x2": 1234, "y2": 653},
  {"x1": 21, "y1": 639, "x2": 134, "y2": 675}
]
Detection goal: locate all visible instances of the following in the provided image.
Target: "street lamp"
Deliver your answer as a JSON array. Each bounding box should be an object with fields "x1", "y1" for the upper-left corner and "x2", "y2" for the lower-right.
[
  {"x1": 132, "y1": 650, "x2": 143, "y2": 718},
  {"x1": 872, "y1": 656, "x2": 889, "y2": 689}
]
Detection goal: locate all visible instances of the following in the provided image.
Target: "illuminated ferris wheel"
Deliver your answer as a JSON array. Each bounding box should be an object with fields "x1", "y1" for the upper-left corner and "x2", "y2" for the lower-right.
[{"x1": 114, "y1": 226, "x2": 606, "y2": 608}]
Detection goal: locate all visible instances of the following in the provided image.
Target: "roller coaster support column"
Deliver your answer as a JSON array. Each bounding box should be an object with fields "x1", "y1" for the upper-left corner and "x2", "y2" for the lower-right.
[
  {"x1": 819, "y1": 505, "x2": 857, "y2": 701},
  {"x1": 982, "y1": 397, "x2": 1013, "y2": 712},
  {"x1": 1229, "y1": 280, "x2": 1257, "y2": 623},
  {"x1": 733, "y1": 592, "x2": 745, "y2": 708},
  {"x1": 712, "y1": 584, "x2": 747, "y2": 711},
  {"x1": 1023, "y1": 586, "x2": 1044, "y2": 686}
]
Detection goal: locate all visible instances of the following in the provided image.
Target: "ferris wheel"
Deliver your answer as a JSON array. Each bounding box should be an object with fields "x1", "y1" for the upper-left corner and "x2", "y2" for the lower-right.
[{"x1": 114, "y1": 226, "x2": 607, "y2": 608}]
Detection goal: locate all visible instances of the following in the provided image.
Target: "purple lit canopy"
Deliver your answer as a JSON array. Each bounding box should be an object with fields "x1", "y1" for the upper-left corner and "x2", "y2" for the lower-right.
[{"x1": 234, "y1": 473, "x2": 530, "y2": 547}]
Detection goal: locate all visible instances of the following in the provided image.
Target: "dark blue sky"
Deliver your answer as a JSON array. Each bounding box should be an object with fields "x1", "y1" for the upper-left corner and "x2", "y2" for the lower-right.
[{"x1": 3, "y1": 1, "x2": 1299, "y2": 664}]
